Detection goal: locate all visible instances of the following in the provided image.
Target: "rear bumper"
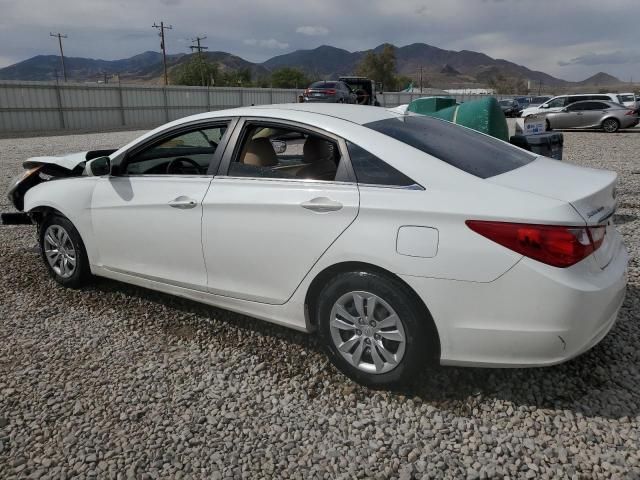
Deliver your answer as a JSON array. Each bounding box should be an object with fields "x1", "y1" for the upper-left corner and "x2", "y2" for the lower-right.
[
  {"x1": 402, "y1": 238, "x2": 628, "y2": 367},
  {"x1": 303, "y1": 97, "x2": 340, "y2": 103}
]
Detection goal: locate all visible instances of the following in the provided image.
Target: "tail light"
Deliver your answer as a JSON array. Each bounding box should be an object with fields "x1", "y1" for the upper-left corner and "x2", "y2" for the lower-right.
[
  {"x1": 466, "y1": 221, "x2": 606, "y2": 268},
  {"x1": 324, "y1": 89, "x2": 337, "y2": 95},
  {"x1": 303, "y1": 89, "x2": 310, "y2": 95},
  {"x1": 625, "y1": 110, "x2": 636, "y2": 116}
]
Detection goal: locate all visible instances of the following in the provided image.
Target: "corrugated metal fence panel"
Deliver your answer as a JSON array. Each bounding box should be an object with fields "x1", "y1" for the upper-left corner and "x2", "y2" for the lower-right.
[{"x1": 0, "y1": 81, "x2": 523, "y2": 133}]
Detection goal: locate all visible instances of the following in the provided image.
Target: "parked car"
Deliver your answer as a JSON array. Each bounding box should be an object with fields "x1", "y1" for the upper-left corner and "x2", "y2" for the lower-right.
[
  {"x1": 338, "y1": 76, "x2": 380, "y2": 106},
  {"x1": 3, "y1": 104, "x2": 627, "y2": 387},
  {"x1": 526, "y1": 96, "x2": 551, "y2": 108},
  {"x1": 520, "y1": 93, "x2": 622, "y2": 117},
  {"x1": 498, "y1": 99, "x2": 522, "y2": 117},
  {"x1": 545, "y1": 100, "x2": 638, "y2": 132},
  {"x1": 615, "y1": 92, "x2": 639, "y2": 112},
  {"x1": 513, "y1": 96, "x2": 531, "y2": 109},
  {"x1": 303, "y1": 81, "x2": 355, "y2": 103}
]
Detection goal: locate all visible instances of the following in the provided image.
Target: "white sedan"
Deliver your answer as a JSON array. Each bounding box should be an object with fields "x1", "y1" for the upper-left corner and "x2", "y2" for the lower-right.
[{"x1": 4, "y1": 104, "x2": 628, "y2": 387}]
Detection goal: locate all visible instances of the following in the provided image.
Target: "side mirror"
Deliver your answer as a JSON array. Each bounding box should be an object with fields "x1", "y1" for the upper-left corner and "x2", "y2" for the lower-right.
[{"x1": 85, "y1": 156, "x2": 111, "y2": 176}]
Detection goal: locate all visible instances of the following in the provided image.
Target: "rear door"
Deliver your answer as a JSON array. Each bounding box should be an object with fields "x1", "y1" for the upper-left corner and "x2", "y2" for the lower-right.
[
  {"x1": 581, "y1": 101, "x2": 611, "y2": 128},
  {"x1": 201, "y1": 118, "x2": 359, "y2": 304}
]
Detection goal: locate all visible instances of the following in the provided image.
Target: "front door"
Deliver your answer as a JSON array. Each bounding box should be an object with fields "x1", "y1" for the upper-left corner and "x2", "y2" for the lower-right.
[
  {"x1": 202, "y1": 120, "x2": 359, "y2": 304},
  {"x1": 91, "y1": 122, "x2": 230, "y2": 290}
]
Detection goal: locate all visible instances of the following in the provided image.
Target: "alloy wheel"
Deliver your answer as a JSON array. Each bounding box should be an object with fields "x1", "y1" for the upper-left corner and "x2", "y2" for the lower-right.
[
  {"x1": 329, "y1": 290, "x2": 406, "y2": 374},
  {"x1": 43, "y1": 224, "x2": 77, "y2": 279},
  {"x1": 603, "y1": 119, "x2": 619, "y2": 133}
]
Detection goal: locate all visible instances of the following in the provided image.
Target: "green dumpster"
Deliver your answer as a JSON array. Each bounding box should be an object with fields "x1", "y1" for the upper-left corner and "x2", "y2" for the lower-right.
[{"x1": 407, "y1": 97, "x2": 509, "y2": 142}]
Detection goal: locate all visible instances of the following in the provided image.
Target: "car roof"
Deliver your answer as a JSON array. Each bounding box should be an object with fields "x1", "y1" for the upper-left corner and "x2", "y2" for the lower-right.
[
  {"x1": 568, "y1": 100, "x2": 624, "y2": 106},
  {"x1": 175, "y1": 103, "x2": 402, "y2": 126}
]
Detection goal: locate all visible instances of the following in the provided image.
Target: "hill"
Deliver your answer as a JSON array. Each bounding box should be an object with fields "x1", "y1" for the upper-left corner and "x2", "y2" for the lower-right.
[{"x1": 0, "y1": 43, "x2": 628, "y2": 90}]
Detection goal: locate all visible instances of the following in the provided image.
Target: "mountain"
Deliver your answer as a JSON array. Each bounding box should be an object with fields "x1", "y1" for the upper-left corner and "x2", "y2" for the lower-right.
[
  {"x1": 262, "y1": 43, "x2": 570, "y2": 88},
  {"x1": 0, "y1": 43, "x2": 626, "y2": 89},
  {"x1": 263, "y1": 45, "x2": 357, "y2": 79},
  {"x1": 0, "y1": 51, "x2": 184, "y2": 82},
  {"x1": 576, "y1": 72, "x2": 622, "y2": 86}
]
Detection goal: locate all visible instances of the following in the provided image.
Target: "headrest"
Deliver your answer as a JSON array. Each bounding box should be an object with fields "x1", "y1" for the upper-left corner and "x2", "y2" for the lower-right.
[{"x1": 243, "y1": 138, "x2": 278, "y2": 167}]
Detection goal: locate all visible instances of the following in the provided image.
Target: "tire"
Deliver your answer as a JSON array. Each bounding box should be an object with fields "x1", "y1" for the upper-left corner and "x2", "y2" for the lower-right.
[
  {"x1": 39, "y1": 214, "x2": 91, "y2": 288},
  {"x1": 316, "y1": 271, "x2": 438, "y2": 387},
  {"x1": 602, "y1": 118, "x2": 620, "y2": 133}
]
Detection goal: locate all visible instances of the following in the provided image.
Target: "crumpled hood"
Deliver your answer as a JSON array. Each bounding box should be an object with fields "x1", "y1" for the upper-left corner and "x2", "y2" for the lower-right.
[
  {"x1": 22, "y1": 149, "x2": 117, "y2": 172},
  {"x1": 23, "y1": 151, "x2": 91, "y2": 171}
]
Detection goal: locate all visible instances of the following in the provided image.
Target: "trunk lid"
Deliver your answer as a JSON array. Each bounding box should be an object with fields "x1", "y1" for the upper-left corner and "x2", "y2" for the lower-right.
[{"x1": 488, "y1": 157, "x2": 619, "y2": 269}]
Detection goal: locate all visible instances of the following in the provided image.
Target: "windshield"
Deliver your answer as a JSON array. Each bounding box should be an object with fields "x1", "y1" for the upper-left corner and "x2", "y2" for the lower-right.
[
  {"x1": 310, "y1": 81, "x2": 336, "y2": 89},
  {"x1": 364, "y1": 115, "x2": 535, "y2": 179},
  {"x1": 498, "y1": 100, "x2": 513, "y2": 106},
  {"x1": 618, "y1": 94, "x2": 635, "y2": 103}
]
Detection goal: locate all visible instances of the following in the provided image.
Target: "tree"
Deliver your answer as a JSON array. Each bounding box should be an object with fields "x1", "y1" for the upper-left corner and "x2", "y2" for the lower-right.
[
  {"x1": 172, "y1": 57, "x2": 219, "y2": 86},
  {"x1": 487, "y1": 74, "x2": 528, "y2": 94},
  {"x1": 270, "y1": 67, "x2": 310, "y2": 88},
  {"x1": 356, "y1": 44, "x2": 398, "y2": 91}
]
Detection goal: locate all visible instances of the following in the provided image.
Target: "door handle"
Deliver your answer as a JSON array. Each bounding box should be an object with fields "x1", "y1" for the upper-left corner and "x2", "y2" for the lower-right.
[
  {"x1": 168, "y1": 196, "x2": 198, "y2": 209},
  {"x1": 300, "y1": 197, "x2": 343, "y2": 213}
]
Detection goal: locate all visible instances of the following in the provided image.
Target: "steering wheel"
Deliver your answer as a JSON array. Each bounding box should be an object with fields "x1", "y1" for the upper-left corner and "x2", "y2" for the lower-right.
[{"x1": 166, "y1": 157, "x2": 203, "y2": 175}]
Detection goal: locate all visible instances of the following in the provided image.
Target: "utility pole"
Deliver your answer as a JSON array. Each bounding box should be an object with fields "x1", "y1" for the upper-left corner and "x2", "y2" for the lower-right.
[
  {"x1": 419, "y1": 66, "x2": 423, "y2": 94},
  {"x1": 153, "y1": 21, "x2": 172, "y2": 85},
  {"x1": 50, "y1": 33, "x2": 68, "y2": 82},
  {"x1": 190, "y1": 36, "x2": 208, "y2": 86}
]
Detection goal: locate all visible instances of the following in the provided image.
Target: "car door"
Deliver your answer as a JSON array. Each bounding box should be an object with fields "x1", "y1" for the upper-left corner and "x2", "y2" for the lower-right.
[
  {"x1": 581, "y1": 101, "x2": 611, "y2": 127},
  {"x1": 201, "y1": 118, "x2": 359, "y2": 305},
  {"x1": 90, "y1": 120, "x2": 233, "y2": 290},
  {"x1": 554, "y1": 102, "x2": 586, "y2": 128}
]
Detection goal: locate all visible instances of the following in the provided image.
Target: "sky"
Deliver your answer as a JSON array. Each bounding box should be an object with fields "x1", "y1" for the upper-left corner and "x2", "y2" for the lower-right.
[{"x1": 0, "y1": 0, "x2": 638, "y2": 82}]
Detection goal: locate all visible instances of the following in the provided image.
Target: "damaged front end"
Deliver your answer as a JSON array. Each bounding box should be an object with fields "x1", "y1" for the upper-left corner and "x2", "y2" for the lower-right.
[{"x1": 2, "y1": 149, "x2": 116, "y2": 225}]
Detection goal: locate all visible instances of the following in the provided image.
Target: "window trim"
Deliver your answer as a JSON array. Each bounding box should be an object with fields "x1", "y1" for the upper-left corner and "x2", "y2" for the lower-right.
[
  {"x1": 110, "y1": 117, "x2": 238, "y2": 177},
  {"x1": 216, "y1": 117, "x2": 357, "y2": 184}
]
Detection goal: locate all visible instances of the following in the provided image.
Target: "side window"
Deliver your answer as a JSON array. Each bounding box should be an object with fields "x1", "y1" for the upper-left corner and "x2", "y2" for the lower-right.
[
  {"x1": 346, "y1": 141, "x2": 416, "y2": 187},
  {"x1": 567, "y1": 102, "x2": 587, "y2": 111},
  {"x1": 590, "y1": 102, "x2": 610, "y2": 110},
  {"x1": 566, "y1": 96, "x2": 586, "y2": 105},
  {"x1": 547, "y1": 97, "x2": 567, "y2": 108},
  {"x1": 125, "y1": 124, "x2": 228, "y2": 175},
  {"x1": 227, "y1": 125, "x2": 342, "y2": 182}
]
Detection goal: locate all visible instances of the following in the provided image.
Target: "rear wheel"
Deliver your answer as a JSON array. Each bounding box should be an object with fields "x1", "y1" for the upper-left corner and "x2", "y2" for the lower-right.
[
  {"x1": 39, "y1": 214, "x2": 91, "y2": 288},
  {"x1": 602, "y1": 118, "x2": 620, "y2": 133},
  {"x1": 317, "y1": 271, "x2": 437, "y2": 387}
]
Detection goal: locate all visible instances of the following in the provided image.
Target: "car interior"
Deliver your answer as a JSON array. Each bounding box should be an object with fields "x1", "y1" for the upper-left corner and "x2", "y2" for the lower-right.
[
  {"x1": 228, "y1": 126, "x2": 341, "y2": 181},
  {"x1": 124, "y1": 126, "x2": 227, "y2": 175}
]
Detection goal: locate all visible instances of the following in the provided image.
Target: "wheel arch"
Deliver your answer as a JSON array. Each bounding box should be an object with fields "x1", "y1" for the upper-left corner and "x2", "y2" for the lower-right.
[{"x1": 304, "y1": 261, "x2": 441, "y2": 360}]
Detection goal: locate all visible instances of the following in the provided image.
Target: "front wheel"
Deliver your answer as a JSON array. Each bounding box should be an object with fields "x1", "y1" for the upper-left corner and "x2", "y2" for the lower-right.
[
  {"x1": 317, "y1": 271, "x2": 438, "y2": 387},
  {"x1": 602, "y1": 118, "x2": 620, "y2": 133},
  {"x1": 39, "y1": 214, "x2": 91, "y2": 288}
]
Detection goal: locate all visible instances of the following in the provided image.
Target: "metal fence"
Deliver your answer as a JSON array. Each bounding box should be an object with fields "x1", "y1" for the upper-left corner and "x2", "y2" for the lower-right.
[{"x1": 0, "y1": 80, "x2": 512, "y2": 134}]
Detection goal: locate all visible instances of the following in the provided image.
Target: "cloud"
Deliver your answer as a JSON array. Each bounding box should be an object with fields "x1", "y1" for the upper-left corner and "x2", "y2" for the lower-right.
[
  {"x1": 559, "y1": 51, "x2": 640, "y2": 67},
  {"x1": 243, "y1": 38, "x2": 289, "y2": 49},
  {"x1": 296, "y1": 25, "x2": 329, "y2": 36}
]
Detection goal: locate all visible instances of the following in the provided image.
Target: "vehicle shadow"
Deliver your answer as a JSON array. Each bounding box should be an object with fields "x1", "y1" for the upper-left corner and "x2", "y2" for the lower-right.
[{"x1": 89, "y1": 276, "x2": 639, "y2": 421}]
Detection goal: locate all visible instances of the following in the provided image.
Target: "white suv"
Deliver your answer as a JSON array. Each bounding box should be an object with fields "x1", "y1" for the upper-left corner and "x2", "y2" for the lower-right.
[{"x1": 520, "y1": 93, "x2": 621, "y2": 117}]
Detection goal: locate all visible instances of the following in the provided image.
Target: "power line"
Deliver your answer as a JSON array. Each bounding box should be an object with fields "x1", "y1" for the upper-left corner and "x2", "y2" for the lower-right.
[
  {"x1": 190, "y1": 36, "x2": 208, "y2": 86},
  {"x1": 50, "y1": 33, "x2": 68, "y2": 82},
  {"x1": 152, "y1": 21, "x2": 173, "y2": 85}
]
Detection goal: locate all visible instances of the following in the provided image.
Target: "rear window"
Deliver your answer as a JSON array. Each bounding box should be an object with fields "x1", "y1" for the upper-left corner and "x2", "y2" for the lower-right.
[
  {"x1": 311, "y1": 81, "x2": 336, "y2": 89},
  {"x1": 364, "y1": 115, "x2": 535, "y2": 179},
  {"x1": 618, "y1": 94, "x2": 635, "y2": 102}
]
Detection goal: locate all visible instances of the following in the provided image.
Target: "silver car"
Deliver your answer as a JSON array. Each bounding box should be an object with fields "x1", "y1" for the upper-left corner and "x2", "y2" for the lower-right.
[{"x1": 545, "y1": 100, "x2": 639, "y2": 133}]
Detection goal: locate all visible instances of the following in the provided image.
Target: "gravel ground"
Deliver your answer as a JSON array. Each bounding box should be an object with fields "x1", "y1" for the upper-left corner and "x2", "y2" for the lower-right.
[{"x1": 0, "y1": 129, "x2": 638, "y2": 480}]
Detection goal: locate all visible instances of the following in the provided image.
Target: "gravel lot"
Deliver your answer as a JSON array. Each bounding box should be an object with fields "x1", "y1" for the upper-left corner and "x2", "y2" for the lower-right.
[{"x1": 0, "y1": 128, "x2": 639, "y2": 479}]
